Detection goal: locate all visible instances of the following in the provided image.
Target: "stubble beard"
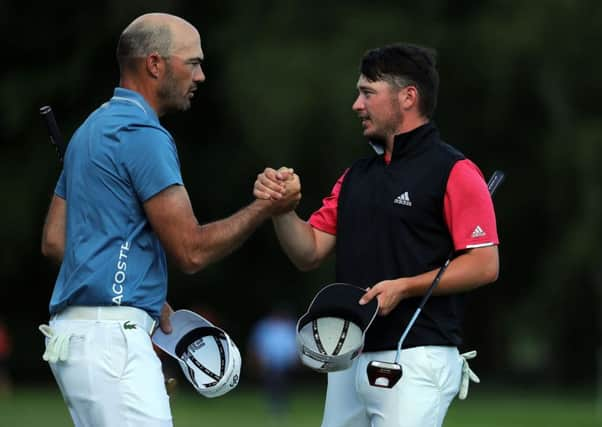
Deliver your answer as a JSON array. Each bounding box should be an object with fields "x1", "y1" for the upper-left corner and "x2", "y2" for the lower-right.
[
  {"x1": 366, "y1": 102, "x2": 403, "y2": 141},
  {"x1": 157, "y1": 65, "x2": 191, "y2": 114}
]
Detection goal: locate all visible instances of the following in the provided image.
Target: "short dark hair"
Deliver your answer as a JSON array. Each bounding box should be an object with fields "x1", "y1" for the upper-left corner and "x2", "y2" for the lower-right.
[
  {"x1": 116, "y1": 22, "x2": 172, "y2": 72},
  {"x1": 360, "y1": 43, "x2": 439, "y2": 118}
]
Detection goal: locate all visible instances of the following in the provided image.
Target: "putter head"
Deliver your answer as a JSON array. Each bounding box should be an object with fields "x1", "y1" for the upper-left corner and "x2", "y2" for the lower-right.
[{"x1": 367, "y1": 360, "x2": 402, "y2": 388}]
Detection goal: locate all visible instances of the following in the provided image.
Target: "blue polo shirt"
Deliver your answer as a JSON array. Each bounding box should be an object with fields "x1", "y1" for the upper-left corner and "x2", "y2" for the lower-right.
[{"x1": 49, "y1": 88, "x2": 183, "y2": 319}]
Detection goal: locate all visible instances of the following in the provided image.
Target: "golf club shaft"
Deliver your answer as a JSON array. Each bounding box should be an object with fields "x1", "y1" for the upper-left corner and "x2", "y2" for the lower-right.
[{"x1": 394, "y1": 170, "x2": 505, "y2": 362}]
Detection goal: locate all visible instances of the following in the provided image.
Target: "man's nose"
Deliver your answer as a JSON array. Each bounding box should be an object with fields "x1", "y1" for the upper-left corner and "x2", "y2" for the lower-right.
[{"x1": 194, "y1": 68, "x2": 206, "y2": 83}]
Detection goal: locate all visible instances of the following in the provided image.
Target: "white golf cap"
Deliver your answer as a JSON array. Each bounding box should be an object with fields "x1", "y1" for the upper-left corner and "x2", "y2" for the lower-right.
[
  {"x1": 297, "y1": 283, "x2": 378, "y2": 373},
  {"x1": 152, "y1": 310, "x2": 241, "y2": 398}
]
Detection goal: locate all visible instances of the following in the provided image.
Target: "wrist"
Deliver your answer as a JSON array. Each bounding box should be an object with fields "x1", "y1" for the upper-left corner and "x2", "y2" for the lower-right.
[
  {"x1": 249, "y1": 199, "x2": 274, "y2": 220},
  {"x1": 396, "y1": 277, "x2": 419, "y2": 299},
  {"x1": 272, "y1": 209, "x2": 297, "y2": 221}
]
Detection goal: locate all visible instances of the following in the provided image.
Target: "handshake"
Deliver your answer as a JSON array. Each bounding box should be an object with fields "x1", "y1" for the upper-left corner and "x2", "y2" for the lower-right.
[{"x1": 253, "y1": 166, "x2": 302, "y2": 216}]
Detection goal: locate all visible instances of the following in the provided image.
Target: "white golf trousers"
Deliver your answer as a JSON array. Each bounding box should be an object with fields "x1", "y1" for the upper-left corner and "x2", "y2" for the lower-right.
[
  {"x1": 321, "y1": 346, "x2": 462, "y2": 427},
  {"x1": 44, "y1": 312, "x2": 172, "y2": 427}
]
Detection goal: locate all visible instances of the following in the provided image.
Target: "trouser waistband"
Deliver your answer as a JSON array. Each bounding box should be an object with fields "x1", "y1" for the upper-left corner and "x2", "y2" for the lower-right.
[{"x1": 51, "y1": 306, "x2": 156, "y2": 334}]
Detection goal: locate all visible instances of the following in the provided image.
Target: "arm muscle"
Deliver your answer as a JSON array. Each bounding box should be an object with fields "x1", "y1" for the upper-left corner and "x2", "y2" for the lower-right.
[
  {"x1": 144, "y1": 185, "x2": 272, "y2": 273},
  {"x1": 272, "y1": 211, "x2": 335, "y2": 271}
]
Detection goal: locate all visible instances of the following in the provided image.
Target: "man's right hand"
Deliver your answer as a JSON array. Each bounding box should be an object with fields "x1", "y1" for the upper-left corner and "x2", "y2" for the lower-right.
[
  {"x1": 159, "y1": 302, "x2": 174, "y2": 334},
  {"x1": 254, "y1": 167, "x2": 301, "y2": 215}
]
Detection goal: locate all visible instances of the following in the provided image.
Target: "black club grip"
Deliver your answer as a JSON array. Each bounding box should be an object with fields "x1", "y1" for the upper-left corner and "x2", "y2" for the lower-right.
[{"x1": 40, "y1": 105, "x2": 67, "y2": 163}]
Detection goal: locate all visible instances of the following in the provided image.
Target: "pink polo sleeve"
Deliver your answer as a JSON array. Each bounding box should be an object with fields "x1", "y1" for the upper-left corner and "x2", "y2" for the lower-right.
[
  {"x1": 308, "y1": 169, "x2": 348, "y2": 236},
  {"x1": 444, "y1": 160, "x2": 499, "y2": 250}
]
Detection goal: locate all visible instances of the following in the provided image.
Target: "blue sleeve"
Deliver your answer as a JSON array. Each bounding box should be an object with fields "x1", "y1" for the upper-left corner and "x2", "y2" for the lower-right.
[
  {"x1": 121, "y1": 126, "x2": 184, "y2": 202},
  {"x1": 55, "y1": 170, "x2": 66, "y2": 199}
]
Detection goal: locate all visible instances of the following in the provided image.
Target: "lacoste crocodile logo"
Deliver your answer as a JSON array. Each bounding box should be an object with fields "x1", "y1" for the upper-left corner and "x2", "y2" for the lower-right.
[{"x1": 123, "y1": 321, "x2": 137, "y2": 330}]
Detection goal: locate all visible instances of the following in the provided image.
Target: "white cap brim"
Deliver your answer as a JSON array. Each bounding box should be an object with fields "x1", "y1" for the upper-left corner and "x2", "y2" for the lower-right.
[{"x1": 152, "y1": 309, "x2": 215, "y2": 359}]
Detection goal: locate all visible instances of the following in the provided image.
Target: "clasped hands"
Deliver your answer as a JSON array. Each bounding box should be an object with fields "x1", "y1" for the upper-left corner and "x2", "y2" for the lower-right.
[{"x1": 254, "y1": 167, "x2": 301, "y2": 215}]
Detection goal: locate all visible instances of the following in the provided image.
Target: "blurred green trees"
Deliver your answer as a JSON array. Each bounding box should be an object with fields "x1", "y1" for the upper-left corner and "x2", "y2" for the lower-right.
[{"x1": 1, "y1": 0, "x2": 600, "y2": 386}]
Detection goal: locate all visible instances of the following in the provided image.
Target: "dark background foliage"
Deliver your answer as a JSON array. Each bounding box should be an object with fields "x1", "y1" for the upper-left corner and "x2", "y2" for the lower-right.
[{"x1": 1, "y1": 0, "x2": 600, "y2": 388}]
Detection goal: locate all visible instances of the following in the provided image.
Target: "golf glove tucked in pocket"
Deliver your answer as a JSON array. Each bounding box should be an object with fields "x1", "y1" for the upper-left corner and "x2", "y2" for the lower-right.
[
  {"x1": 39, "y1": 324, "x2": 72, "y2": 363},
  {"x1": 458, "y1": 350, "x2": 480, "y2": 400}
]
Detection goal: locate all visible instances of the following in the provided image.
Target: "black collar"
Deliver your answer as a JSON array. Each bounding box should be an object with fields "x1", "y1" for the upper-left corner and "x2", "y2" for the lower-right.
[{"x1": 369, "y1": 122, "x2": 438, "y2": 159}]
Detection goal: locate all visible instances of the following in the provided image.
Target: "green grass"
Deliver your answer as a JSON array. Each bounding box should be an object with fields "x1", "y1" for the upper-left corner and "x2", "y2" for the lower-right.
[{"x1": 0, "y1": 386, "x2": 598, "y2": 426}]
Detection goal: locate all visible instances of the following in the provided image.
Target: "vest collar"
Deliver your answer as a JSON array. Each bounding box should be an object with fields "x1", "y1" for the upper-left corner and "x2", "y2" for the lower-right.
[{"x1": 369, "y1": 122, "x2": 437, "y2": 159}]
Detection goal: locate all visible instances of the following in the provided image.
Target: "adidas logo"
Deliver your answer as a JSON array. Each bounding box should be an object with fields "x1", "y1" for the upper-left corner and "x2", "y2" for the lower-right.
[
  {"x1": 394, "y1": 192, "x2": 412, "y2": 206},
  {"x1": 471, "y1": 226, "x2": 486, "y2": 238}
]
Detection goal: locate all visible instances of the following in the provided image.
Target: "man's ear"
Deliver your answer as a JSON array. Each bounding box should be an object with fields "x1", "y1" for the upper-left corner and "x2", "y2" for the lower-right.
[
  {"x1": 399, "y1": 85, "x2": 419, "y2": 111},
  {"x1": 145, "y1": 52, "x2": 163, "y2": 79}
]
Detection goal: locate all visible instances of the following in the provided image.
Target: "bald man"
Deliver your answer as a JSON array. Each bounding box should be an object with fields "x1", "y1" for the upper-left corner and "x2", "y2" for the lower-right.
[{"x1": 40, "y1": 13, "x2": 299, "y2": 426}]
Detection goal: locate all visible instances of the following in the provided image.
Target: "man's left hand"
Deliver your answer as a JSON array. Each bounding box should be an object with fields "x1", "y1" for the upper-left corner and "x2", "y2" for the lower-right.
[{"x1": 359, "y1": 280, "x2": 407, "y2": 316}]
